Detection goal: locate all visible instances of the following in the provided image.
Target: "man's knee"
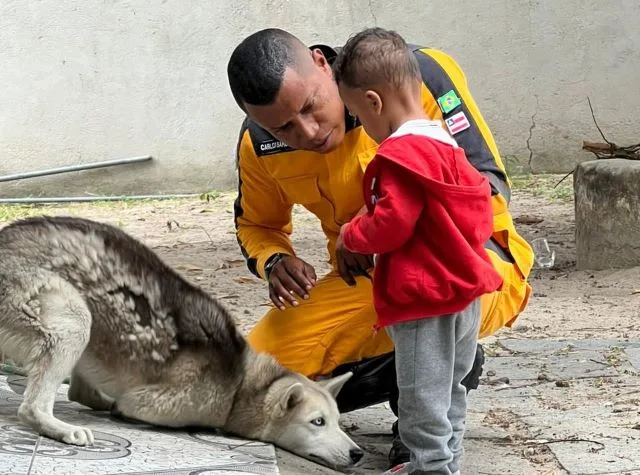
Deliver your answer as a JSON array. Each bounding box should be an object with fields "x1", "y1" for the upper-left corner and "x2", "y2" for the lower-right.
[
  {"x1": 332, "y1": 351, "x2": 397, "y2": 413},
  {"x1": 246, "y1": 307, "x2": 311, "y2": 373},
  {"x1": 482, "y1": 194, "x2": 534, "y2": 338},
  {"x1": 246, "y1": 275, "x2": 387, "y2": 377},
  {"x1": 479, "y1": 257, "x2": 532, "y2": 338}
]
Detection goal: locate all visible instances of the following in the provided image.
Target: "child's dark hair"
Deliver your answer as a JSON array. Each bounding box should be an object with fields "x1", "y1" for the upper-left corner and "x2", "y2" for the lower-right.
[{"x1": 333, "y1": 27, "x2": 421, "y2": 90}]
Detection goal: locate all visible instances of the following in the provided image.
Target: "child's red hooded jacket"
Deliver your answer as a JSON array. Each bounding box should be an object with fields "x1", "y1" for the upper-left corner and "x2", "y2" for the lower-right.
[{"x1": 342, "y1": 119, "x2": 503, "y2": 328}]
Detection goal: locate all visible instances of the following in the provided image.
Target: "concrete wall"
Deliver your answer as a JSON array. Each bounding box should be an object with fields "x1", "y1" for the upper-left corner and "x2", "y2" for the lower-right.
[{"x1": 1, "y1": 0, "x2": 639, "y2": 198}]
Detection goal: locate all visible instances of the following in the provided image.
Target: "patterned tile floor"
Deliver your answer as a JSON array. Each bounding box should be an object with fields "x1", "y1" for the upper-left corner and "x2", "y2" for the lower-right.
[{"x1": 0, "y1": 374, "x2": 279, "y2": 475}]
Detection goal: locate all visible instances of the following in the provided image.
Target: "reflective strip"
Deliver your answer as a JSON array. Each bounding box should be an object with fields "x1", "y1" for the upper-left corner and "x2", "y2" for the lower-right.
[
  {"x1": 233, "y1": 118, "x2": 260, "y2": 277},
  {"x1": 485, "y1": 236, "x2": 514, "y2": 264}
]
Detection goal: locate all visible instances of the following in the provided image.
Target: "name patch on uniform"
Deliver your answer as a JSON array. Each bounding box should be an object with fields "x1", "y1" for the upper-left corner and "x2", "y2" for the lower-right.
[
  {"x1": 445, "y1": 111, "x2": 471, "y2": 135},
  {"x1": 258, "y1": 139, "x2": 293, "y2": 156},
  {"x1": 437, "y1": 90, "x2": 462, "y2": 114}
]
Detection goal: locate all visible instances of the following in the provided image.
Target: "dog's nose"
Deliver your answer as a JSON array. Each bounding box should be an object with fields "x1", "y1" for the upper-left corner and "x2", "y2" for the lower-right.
[{"x1": 350, "y1": 448, "x2": 364, "y2": 463}]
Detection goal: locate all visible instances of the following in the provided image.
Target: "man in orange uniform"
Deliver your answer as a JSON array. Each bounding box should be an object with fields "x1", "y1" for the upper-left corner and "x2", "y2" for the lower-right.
[{"x1": 227, "y1": 28, "x2": 534, "y2": 467}]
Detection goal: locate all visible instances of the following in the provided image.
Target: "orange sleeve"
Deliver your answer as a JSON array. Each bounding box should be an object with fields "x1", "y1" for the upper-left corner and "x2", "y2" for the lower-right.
[{"x1": 233, "y1": 127, "x2": 295, "y2": 279}]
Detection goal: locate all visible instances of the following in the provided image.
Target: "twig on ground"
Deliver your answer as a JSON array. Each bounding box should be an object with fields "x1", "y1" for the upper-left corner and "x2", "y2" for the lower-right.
[
  {"x1": 166, "y1": 219, "x2": 214, "y2": 245},
  {"x1": 494, "y1": 381, "x2": 547, "y2": 392},
  {"x1": 589, "y1": 358, "x2": 612, "y2": 367},
  {"x1": 525, "y1": 437, "x2": 606, "y2": 449}
]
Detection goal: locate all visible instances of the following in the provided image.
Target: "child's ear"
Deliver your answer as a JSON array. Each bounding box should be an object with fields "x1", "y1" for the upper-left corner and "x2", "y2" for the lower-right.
[{"x1": 365, "y1": 90, "x2": 383, "y2": 116}]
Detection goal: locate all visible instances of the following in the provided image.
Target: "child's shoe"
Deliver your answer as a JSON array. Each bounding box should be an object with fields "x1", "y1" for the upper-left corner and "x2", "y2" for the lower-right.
[
  {"x1": 381, "y1": 462, "x2": 411, "y2": 474},
  {"x1": 382, "y1": 463, "x2": 461, "y2": 474}
]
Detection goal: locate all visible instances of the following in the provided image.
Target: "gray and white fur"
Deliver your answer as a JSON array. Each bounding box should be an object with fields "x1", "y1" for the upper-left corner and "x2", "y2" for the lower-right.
[{"x1": 0, "y1": 216, "x2": 363, "y2": 470}]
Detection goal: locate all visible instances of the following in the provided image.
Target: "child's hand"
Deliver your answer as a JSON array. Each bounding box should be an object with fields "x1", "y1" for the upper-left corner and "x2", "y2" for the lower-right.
[{"x1": 335, "y1": 225, "x2": 373, "y2": 286}]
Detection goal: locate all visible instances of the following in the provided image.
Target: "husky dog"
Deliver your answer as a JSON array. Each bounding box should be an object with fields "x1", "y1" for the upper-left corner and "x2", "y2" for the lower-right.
[{"x1": 0, "y1": 216, "x2": 364, "y2": 470}]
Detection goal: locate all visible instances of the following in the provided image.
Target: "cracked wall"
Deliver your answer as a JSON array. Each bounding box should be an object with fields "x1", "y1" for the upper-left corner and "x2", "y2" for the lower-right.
[{"x1": 1, "y1": 0, "x2": 639, "y2": 198}]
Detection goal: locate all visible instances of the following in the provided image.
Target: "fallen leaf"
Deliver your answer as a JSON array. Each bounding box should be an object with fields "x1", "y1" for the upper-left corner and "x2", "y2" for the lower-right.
[
  {"x1": 486, "y1": 377, "x2": 510, "y2": 386},
  {"x1": 234, "y1": 276, "x2": 257, "y2": 284},
  {"x1": 166, "y1": 220, "x2": 180, "y2": 231},
  {"x1": 175, "y1": 264, "x2": 203, "y2": 272},
  {"x1": 537, "y1": 372, "x2": 551, "y2": 381},
  {"x1": 514, "y1": 215, "x2": 544, "y2": 225},
  {"x1": 218, "y1": 259, "x2": 245, "y2": 270}
]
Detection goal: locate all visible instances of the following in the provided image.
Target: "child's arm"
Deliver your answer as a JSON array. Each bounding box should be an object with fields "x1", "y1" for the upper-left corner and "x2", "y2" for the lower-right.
[{"x1": 341, "y1": 161, "x2": 424, "y2": 255}]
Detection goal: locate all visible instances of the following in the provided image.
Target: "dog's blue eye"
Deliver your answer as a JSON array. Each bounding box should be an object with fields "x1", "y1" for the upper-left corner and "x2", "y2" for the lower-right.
[{"x1": 311, "y1": 417, "x2": 325, "y2": 426}]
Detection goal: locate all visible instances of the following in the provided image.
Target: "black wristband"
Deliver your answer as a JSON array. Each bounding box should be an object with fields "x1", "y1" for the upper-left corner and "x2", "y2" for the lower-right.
[{"x1": 264, "y1": 253, "x2": 289, "y2": 280}]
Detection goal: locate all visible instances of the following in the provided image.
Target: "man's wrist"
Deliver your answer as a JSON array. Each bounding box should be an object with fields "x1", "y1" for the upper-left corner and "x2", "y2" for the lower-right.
[{"x1": 264, "y1": 253, "x2": 290, "y2": 280}]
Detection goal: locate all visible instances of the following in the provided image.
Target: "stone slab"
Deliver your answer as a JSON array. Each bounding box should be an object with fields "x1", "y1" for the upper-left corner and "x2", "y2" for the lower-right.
[
  {"x1": 574, "y1": 159, "x2": 640, "y2": 270},
  {"x1": 6, "y1": 334, "x2": 636, "y2": 475},
  {"x1": 523, "y1": 405, "x2": 640, "y2": 474},
  {"x1": 0, "y1": 375, "x2": 278, "y2": 475},
  {"x1": 627, "y1": 348, "x2": 640, "y2": 372},
  {"x1": 484, "y1": 352, "x2": 618, "y2": 382},
  {"x1": 500, "y1": 339, "x2": 640, "y2": 354}
]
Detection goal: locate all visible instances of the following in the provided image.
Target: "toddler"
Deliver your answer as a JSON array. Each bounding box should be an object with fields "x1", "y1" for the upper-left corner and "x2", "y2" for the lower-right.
[{"x1": 333, "y1": 27, "x2": 503, "y2": 475}]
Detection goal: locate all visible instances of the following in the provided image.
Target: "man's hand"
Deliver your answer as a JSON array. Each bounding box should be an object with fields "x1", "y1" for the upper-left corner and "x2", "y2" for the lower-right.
[
  {"x1": 336, "y1": 225, "x2": 374, "y2": 287},
  {"x1": 268, "y1": 256, "x2": 317, "y2": 310}
]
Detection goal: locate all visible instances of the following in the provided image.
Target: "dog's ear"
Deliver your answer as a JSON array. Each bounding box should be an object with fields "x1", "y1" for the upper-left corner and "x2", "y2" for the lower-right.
[
  {"x1": 276, "y1": 382, "x2": 304, "y2": 417},
  {"x1": 317, "y1": 371, "x2": 353, "y2": 399}
]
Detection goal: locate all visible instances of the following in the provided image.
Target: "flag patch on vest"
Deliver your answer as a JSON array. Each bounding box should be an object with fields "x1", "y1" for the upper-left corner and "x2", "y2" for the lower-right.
[
  {"x1": 437, "y1": 90, "x2": 462, "y2": 114},
  {"x1": 445, "y1": 111, "x2": 471, "y2": 135}
]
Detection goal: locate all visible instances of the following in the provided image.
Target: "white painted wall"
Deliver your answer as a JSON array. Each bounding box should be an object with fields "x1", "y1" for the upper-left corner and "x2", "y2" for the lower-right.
[{"x1": 1, "y1": 0, "x2": 638, "y2": 198}]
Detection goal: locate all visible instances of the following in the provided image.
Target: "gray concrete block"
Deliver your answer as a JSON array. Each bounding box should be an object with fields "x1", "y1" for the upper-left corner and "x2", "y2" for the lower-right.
[{"x1": 574, "y1": 159, "x2": 640, "y2": 270}]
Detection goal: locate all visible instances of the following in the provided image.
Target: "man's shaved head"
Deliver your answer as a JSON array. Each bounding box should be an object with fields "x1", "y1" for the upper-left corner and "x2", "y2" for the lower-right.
[
  {"x1": 227, "y1": 28, "x2": 311, "y2": 112},
  {"x1": 227, "y1": 29, "x2": 347, "y2": 154}
]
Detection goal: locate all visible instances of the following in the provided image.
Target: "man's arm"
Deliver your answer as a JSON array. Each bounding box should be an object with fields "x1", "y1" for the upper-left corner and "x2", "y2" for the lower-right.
[
  {"x1": 234, "y1": 124, "x2": 295, "y2": 279},
  {"x1": 342, "y1": 162, "x2": 424, "y2": 255}
]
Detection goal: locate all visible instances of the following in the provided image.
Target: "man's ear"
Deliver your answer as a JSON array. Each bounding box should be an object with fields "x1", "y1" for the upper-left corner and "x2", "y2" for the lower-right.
[
  {"x1": 276, "y1": 382, "x2": 304, "y2": 418},
  {"x1": 365, "y1": 90, "x2": 383, "y2": 115},
  {"x1": 317, "y1": 371, "x2": 353, "y2": 399},
  {"x1": 311, "y1": 48, "x2": 330, "y2": 74}
]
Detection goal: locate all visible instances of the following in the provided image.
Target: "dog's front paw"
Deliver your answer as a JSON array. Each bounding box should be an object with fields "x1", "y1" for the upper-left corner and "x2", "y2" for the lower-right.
[{"x1": 61, "y1": 425, "x2": 94, "y2": 446}]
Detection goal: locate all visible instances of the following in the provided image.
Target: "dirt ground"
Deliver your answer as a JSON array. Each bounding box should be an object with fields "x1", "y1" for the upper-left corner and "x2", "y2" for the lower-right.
[
  {"x1": 2, "y1": 174, "x2": 637, "y2": 341},
  {"x1": 1, "y1": 173, "x2": 639, "y2": 474}
]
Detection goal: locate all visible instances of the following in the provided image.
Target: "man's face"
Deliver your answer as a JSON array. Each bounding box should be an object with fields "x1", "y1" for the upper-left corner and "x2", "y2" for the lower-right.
[{"x1": 244, "y1": 50, "x2": 346, "y2": 154}]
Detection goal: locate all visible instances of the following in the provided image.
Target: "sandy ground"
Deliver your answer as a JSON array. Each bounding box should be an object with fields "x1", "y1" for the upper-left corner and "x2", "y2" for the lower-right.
[
  {"x1": 1, "y1": 174, "x2": 639, "y2": 474},
  {"x1": 2, "y1": 174, "x2": 636, "y2": 341}
]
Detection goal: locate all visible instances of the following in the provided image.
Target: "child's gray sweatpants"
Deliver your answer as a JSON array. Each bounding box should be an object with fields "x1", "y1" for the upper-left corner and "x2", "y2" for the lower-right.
[{"x1": 386, "y1": 298, "x2": 481, "y2": 475}]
